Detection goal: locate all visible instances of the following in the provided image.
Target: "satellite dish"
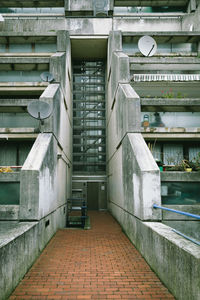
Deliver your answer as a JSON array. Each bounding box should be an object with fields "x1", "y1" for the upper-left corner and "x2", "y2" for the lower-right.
[
  {"x1": 138, "y1": 36, "x2": 157, "y2": 57},
  {"x1": 40, "y1": 71, "x2": 54, "y2": 82},
  {"x1": 27, "y1": 100, "x2": 52, "y2": 121}
]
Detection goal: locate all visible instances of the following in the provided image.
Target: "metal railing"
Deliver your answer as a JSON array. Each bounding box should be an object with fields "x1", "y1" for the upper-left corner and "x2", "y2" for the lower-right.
[
  {"x1": 153, "y1": 204, "x2": 200, "y2": 246},
  {"x1": 153, "y1": 204, "x2": 200, "y2": 220},
  {"x1": 131, "y1": 74, "x2": 200, "y2": 82}
]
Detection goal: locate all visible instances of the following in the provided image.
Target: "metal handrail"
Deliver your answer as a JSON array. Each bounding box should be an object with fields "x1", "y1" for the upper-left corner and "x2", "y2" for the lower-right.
[
  {"x1": 172, "y1": 229, "x2": 200, "y2": 246},
  {"x1": 153, "y1": 204, "x2": 200, "y2": 246},
  {"x1": 153, "y1": 204, "x2": 200, "y2": 220}
]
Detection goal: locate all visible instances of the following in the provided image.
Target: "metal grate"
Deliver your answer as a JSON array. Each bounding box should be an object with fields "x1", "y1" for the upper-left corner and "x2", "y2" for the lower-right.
[
  {"x1": 72, "y1": 61, "x2": 106, "y2": 174},
  {"x1": 131, "y1": 74, "x2": 200, "y2": 82}
]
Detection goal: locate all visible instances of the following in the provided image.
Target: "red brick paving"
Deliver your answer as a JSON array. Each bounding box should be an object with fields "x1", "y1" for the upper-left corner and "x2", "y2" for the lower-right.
[{"x1": 9, "y1": 211, "x2": 174, "y2": 300}]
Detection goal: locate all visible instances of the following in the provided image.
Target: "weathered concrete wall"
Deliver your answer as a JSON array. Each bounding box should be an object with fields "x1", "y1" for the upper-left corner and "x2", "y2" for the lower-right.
[
  {"x1": 108, "y1": 134, "x2": 161, "y2": 221},
  {"x1": 107, "y1": 31, "x2": 161, "y2": 221},
  {"x1": 122, "y1": 134, "x2": 161, "y2": 220},
  {"x1": 1, "y1": 16, "x2": 182, "y2": 35},
  {"x1": 113, "y1": 17, "x2": 181, "y2": 32},
  {"x1": 182, "y1": 1, "x2": 200, "y2": 30},
  {"x1": 110, "y1": 203, "x2": 200, "y2": 300},
  {"x1": 0, "y1": 205, "x2": 66, "y2": 300},
  {"x1": 107, "y1": 83, "x2": 141, "y2": 155},
  {"x1": 20, "y1": 134, "x2": 60, "y2": 220},
  {"x1": 163, "y1": 220, "x2": 200, "y2": 240},
  {"x1": 0, "y1": 173, "x2": 20, "y2": 220},
  {"x1": 65, "y1": 0, "x2": 113, "y2": 12}
]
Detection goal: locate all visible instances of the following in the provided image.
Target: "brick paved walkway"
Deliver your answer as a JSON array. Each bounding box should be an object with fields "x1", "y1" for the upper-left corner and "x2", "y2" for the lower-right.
[{"x1": 9, "y1": 211, "x2": 174, "y2": 300}]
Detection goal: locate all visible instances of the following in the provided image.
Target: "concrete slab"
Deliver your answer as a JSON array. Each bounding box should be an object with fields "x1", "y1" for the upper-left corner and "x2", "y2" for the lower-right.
[{"x1": 0, "y1": 221, "x2": 37, "y2": 248}]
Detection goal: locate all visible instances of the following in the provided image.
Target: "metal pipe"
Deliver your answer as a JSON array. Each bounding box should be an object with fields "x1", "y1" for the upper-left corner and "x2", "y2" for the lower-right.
[
  {"x1": 153, "y1": 204, "x2": 200, "y2": 220},
  {"x1": 172, "y1": 229, "x2": 200, "y2": 246}
]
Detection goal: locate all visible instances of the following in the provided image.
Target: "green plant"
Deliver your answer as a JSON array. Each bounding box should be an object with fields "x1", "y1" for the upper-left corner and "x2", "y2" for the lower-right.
[{"x1": 160, "y1": 89, "x2": 187, "y2": 99}]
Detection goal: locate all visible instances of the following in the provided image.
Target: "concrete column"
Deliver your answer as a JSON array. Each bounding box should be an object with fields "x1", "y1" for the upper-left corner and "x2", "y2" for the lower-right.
[
  {"x1": 107, "y1": 31, "x2": 122, "y2": 79},
  {"x1": 57, "y1": 30, "x2": 70, "y2": 52},
  {"x1": 50, "y1": 52, "x2": 66, "y2": 83},
  {"x1": 188, "y1": 0, "x2": 197, "y2": 12}
]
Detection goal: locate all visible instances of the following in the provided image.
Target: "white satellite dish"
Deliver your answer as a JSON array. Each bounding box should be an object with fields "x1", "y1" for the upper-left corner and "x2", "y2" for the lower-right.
[
  {"x1": 27, "y1": 100, "x2": 52, "y2": 121},
  {"x1": 138, "y1": 36, "x2": 157, "y2": 57},
  {"x1": 40, "y1": 71, "x2": 54, "y2": 82}
]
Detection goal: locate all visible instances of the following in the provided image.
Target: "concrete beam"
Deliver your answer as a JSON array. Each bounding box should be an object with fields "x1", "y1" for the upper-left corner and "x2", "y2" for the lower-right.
[
  {"x1": 0, "y1": 134, "x2": 37, "y2": 140},
  {"x1": 0, "y1": 33, "x2": 56, "y2": 44},
  {"x1": 142, "y1": 132, "x2": 200, "y2": 140},
  {"x1": 122, "y1": 32, "x2": 200, "y2": 43},
  {"x1": 161, "y1": 170, "x2": 200, "y2": 182},
  {"x1": 0, "y1": 57, "x2": 50, "y2": 63},
  {"x1": 114, "y1": 0, "x2": 188, "y2": 6},
  {"x1": 0, "y1": 82, "x2": 48, "y2": 96}
]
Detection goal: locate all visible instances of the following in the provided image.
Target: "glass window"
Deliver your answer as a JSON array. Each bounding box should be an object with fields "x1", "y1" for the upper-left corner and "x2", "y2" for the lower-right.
[
  {"x1": 0, "y1": 182, "x2": 20, "y2": 205},
  {"x1": 161, "y1": 182, "x2": 200, "y2": 205}
]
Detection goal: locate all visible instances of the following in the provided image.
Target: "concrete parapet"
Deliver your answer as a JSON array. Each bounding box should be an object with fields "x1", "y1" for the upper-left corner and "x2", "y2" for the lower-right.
[
  {"x1": 57, "y1": 30, "x2": 70, "y2": 52},
  {"x1": 122, "y1": 133, "x2": 161, "y2": 220},
  {"x1": 0, "y1": 14, "x2": 4, "y2": 31},
  {"x1": 108, "y1": 51, "x2": 130, "y2": 113},
  {"x1": 113, "y1": 17, "x2": 181, "y2": 32},
  {"x1": 107, "y1": 31, "x2": 122, "y2": 79},
  {"x1": 50, "y1": 52, "x2": 66, "y2": 84},
  {"x1": 20, "y1": 133, "x2": 58, "y2": 220},
  {"x1": 110, "y1": 203, "x2": 200, "y2": 300},
  {"x1": 39, "y1": 83, "x2": 61, "y2": 137},
  {"x1": 107, "y1": 83, "x2": 141, "y2": 158},
  {"x1": 0, "y1": 204, "x2": 66, "y2": 300},
  {"x1": 108, "y1": 133, "x2": 161, "y2": 222},
  {"x1": 0, "y1": 205, "x2": 19, "y2": 220},
  {"x1": 65, "y1": 0, "x2": 113, "y2": 16}
]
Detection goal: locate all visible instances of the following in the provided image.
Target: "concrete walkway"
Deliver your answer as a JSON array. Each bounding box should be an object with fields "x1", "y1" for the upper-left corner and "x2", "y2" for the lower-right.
[{"x1": 9, "y1": 212, "x2": 174, "y2": 300}]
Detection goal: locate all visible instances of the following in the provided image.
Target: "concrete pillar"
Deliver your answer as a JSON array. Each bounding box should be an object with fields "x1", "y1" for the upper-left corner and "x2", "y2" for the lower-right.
[
  {"x1": 107, "y1": 31, "x2": 122, "y2": 79},
  {"x1": 188, "y1": 0, "x2": 197, "y2": 12},
  {"x1": 57, "y1": 30, "x2": 70, "y2": 52},
  {"x1": 50, "y1": 52, "x2": 66, "y2": 83}
]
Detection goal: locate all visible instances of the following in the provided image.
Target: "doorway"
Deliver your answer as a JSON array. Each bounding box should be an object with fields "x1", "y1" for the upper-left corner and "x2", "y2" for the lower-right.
[{"x1": 87, "y1": 182, "x2": 99, "y2": 210}]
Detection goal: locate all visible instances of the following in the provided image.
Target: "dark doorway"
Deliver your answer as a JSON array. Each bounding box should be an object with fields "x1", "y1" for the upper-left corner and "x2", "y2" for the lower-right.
[{"x1": 87, "y1": 182, "x2": 99, "y2": 210}]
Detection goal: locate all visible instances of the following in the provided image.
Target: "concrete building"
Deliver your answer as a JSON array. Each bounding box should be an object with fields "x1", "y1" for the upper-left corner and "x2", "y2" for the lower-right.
[{"x1": 0, "y1": 1, "x2": 200, "y2": 299}]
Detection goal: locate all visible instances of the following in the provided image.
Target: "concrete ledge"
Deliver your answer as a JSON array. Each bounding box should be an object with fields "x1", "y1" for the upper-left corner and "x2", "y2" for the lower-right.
[
  {"x1": 0, "y1": 221, "x2": 38, "y2": 300},
  {"x1": 161, "y1": 171, "x2": 200, "y2": 181},
  {"x1": 0, "y1": 203, "x2": 67, "y2": 300},
  {"x1": 109, "y1": 202, "x2": 200, "y2": 300},
  {"x1": 0, "y1": 172, "x2": 20, "y2": 181},
  {"x1": 0, "y1": 205, "x2": 19, "y2": 220}
]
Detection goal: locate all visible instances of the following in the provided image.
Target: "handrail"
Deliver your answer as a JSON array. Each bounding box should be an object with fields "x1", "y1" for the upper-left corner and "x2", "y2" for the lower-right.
[
  {"x1": 153, "y1": 204, "x2": 200, "y2": 220},
  {"x1": 172, "y1": 229, "x2": 200, "y2": 246}
]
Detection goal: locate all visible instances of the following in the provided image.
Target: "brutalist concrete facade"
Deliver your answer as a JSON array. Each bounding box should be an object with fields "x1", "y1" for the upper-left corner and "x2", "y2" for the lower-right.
[{"x1": 0, "y1": 1, "x2": 200, "y2": 299}]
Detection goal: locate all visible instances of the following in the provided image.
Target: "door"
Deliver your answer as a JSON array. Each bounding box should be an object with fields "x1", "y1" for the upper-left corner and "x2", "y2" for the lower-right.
[{"x1": 87, "y1": 182, "x2": 99, "y2": 210}]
